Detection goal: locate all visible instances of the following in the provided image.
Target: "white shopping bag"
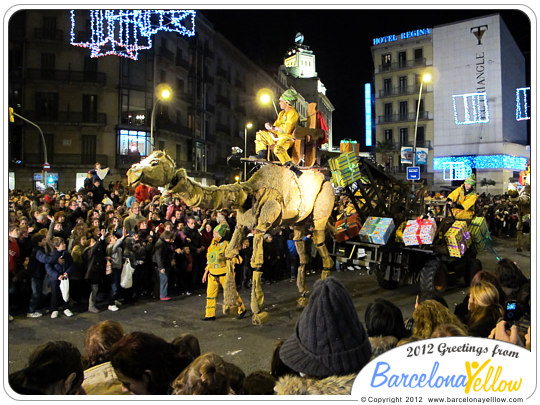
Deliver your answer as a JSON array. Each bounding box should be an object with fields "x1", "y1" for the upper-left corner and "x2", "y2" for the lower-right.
[
  {"x1": 60, "y1": 278, "x2": 70, "y2": 302},
  {"x1": 120, "y1": 259, "x2": 135, "y2": 289}
]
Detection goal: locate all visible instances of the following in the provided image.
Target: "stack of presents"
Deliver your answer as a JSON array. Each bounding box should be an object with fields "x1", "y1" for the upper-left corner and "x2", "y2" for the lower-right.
[{"x1": 329, "y1": 151, "x2": 491, "y2": 254}]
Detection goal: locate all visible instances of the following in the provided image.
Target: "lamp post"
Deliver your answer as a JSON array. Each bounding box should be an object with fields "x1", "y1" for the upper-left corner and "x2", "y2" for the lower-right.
[
  {"x1": 244, "y1": 122, "x2": 253, "y2": 180},
  {"x1": 150, "y1": 83, "x2": 173, "y2": 153},
  {"x1": 257, "y1": 88, "x2": 278, "y2": 116},
  {"x1": 412, "y1": 73, "x2": 432, "y2": 191}
]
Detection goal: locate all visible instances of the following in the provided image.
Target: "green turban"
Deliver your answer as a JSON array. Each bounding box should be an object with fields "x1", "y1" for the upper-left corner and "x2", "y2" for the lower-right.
[
  {"x1": 280, "y1": 89, "x2": 299, "y2": 105},
  {"x1": 214, "y1": 223, "x2": 229, "y2": 240},
  {"x1": 464, "y1": 174, "x2": 476, "y2": 186}
]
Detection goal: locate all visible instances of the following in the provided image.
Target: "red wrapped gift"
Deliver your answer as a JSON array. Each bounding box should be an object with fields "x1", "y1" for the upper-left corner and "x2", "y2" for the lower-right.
[{"x1": 335, "y1": 213, "x2": 361, "y2": 242}]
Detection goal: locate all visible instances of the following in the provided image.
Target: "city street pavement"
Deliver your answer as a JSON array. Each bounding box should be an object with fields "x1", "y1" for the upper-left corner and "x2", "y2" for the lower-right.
[{"x1": 6, "y1": 236, "x2": 531, "y2": 377}]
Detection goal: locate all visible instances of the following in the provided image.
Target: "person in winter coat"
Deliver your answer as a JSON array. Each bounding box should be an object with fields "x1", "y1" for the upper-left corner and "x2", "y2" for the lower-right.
[
  {"x1": 106, "y1": 234, "x2": 125, "y2": 311},
  {"x1": 83, "y1": 229, "x2": 108, "y2": 313},
  {"x1": 275, "y1": 277, "x2": 372, "y2": 395},
  {"x1": 26, "y1": 231, "x2": 58, "y2": 318},
  {"x1": 45, "y1": 237, "x2": 74, "y2": 319},
  {"x1": 152, "y1": 230, "x2": 177, "y2": 301}
]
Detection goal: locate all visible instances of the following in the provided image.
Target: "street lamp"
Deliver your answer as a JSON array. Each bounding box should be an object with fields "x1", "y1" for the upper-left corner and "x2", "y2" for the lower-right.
[
  {"x1": 257, "y1": 88, "x2": 278, "y2": 116},
  {"x1": 150, "y1": 83, "x2": 173, "y2": 153},
  {"x1": 244, "y1": 122, "x2": 253, "y2": 180},
  {"x1": 412, "y1": 72, "x2": 432, "y2": 191}
]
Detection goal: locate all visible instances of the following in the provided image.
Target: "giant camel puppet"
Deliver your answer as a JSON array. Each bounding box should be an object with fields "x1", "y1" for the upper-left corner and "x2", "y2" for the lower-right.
[{"x1": 127, "y1": 150, "x2": 335, "y2": 324}]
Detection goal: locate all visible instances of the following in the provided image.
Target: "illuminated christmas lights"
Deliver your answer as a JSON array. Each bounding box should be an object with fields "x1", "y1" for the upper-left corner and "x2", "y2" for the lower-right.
[
  {"x1": 452, "y1": 92, "x2": 490, "y2": 125},
  {"x1": 516, "y1": 87, "x2": 531, "y2": 121},
  {"x1": 442, "y1": 162, "x2": 472, "y2": 181},
  {"x1": 70, "y1": 9, "x2": 196, "y2": 60},
  {"x1": 434, "y1": 155, "x2": 527, "y2": 172},
  {"x1": 364, "y1": 83, "x2": 372, "y2": 147}
]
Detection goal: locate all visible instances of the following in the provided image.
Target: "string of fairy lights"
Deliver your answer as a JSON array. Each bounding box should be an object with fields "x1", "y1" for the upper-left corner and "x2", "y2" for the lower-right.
[{"x1": 70, "y1": 9, "x2": 196, "y2": 60}]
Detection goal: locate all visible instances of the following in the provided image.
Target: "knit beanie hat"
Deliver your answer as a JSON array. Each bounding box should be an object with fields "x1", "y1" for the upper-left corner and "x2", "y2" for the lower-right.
[
  {"x1": 214, "y1": 223, "x2": 229, "y2": 240},
  {"x1": 279, "y1": 277, "x2": 372, "y2": 378},
  {"x1": 280, "y1": 89, "x2": 298, "y2": 105}
]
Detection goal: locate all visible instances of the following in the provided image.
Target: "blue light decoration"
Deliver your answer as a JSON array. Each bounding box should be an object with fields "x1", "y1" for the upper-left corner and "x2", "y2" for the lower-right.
[
  {"x1": 516, "y1": 87, "x2": 531, "y2": 121},
  {"x1": 434, "y1": 155, "x2": 528, "y2": 176},
  {"x1": 364, "y1": 83, "x2": 372, "y2": 147},
  {"x1": 70, "y1": 9, "x2": 196, "y2": 60},
  {"x1": 442, "y1": 162, "x2": 472, "y2": 181},
  {"x1": 452, "y1": 92, "x2": 490, "y2": 125}
]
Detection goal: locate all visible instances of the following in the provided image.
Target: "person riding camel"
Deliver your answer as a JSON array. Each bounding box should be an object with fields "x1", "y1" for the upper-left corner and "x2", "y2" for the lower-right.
[
  {"x1": 252, "y1": 89, "x2": 302, "y2": 176},
  {"x1": 446, "y1": 174, "x2": 477, "y2": 219}
]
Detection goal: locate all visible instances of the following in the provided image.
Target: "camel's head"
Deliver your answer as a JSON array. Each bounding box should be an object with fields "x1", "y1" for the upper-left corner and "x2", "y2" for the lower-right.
[{"x1": 126, "y1": 150, "x2": 176, "y2": 188}]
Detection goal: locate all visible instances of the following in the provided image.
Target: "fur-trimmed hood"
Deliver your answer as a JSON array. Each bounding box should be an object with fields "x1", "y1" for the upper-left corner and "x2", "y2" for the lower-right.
[
  {"x1": 274, "y1": 373, "x2": 357, "y2": 395},
  {"x1": 368, "y1": 335, "x2": 398, "y2": 358}
]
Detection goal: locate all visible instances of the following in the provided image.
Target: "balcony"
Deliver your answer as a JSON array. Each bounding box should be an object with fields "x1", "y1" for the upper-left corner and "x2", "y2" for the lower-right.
[
  {"x1": 378, "y1": 85, "x2": 432, "y2": 98},
  {"x1": 33, "y1": 28, "x2": 64, "y2": 41},
  {"x1": 377, "y1": 111, "x2": 432, "y2": 124},
  {"x1": 215, "y1": 123, "x2": 230, "y2": 135},
  {"x1": 377, "y1": 58, "x2": 427, "y2": 74},
  {"x1": 25, "y1": 111, "x2": 107, "y2": 125},
  {"x1": 159, "y1": 47, "x2": 175, "y2": 63},
  {"x1": 24, "y1": 153, "x2": 109, "y2": 167},
  {"x1": 216, "y1": 94, "x2": 230, "y2": 108},
  {"x1": 26, "y1": 68, "x2": 106, "y2": 85},
  {"x1": 176, "y1": 57, "x2": 190, "y2": 70}
]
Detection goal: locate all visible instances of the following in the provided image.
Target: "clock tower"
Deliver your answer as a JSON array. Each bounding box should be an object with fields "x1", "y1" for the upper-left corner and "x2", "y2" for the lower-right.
[{"x1": 283, "y1": 32, "x2": 317, "y2": 78}]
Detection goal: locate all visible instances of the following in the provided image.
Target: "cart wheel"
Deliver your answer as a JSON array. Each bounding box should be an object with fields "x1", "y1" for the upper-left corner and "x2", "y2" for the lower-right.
[
  {"x1": 374, "y1": 250, "x2": 400, "y2": 289},
  {"x1": 419, "y1": 259, "x2": 448, "y2": 293}
]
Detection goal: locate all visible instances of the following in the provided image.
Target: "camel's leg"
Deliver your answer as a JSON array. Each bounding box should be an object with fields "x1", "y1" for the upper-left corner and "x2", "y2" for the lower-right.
[
  {"x1": 223, "y1": 226, "x2": 246, "y2": 310},
  {"x1": 516, "y1": 217, "x2": 523, "y2": 252},
  {"x1": 293, "y1": 226, "x2": 310, "y2": 308},
  {"x1": 249, "y1": 199, "x2": 281, "y2": 324},
  {"x1": 312, "y1": 181, "x2": 335, "y2": 280}
]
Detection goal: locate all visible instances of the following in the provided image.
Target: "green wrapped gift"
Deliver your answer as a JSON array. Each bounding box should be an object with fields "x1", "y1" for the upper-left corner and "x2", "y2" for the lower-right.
[
  {"x1": 358, "y1": 217, "x2": 395, "y2": 245},
  {"x1": 329, "y1": 152, "x2": 362, "y2": 187},
  {"x1": 469, "y1": 216, "x2": 491, "y2": 250}
]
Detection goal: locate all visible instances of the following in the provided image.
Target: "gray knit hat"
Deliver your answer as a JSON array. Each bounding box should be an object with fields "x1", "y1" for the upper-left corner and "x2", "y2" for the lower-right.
[{"x1": 279, "y1": 277, "x2": 372, "y2": 378}]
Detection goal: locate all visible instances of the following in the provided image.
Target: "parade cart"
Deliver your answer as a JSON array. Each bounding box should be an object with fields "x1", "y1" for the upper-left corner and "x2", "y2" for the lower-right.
[{"x1": 329, "y1": 152, "x2": 492, "y2": 293}]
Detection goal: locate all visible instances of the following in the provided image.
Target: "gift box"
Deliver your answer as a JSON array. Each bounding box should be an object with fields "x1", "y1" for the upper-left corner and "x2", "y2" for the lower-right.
[
  {"x1": 335, "y1": 213, "x2": 361, "y2": 243},
  {"x1": 329, "y1": 152, "x2": 363, "y2": 187},
  {"x1": 469, "y1": 216, "x2": 491, "y2": 250},
  {"x1": 340, "y1": 139, "x2": 360, "y2": 154},
  {"x1": 359, "y1": 217, "x2": 395, "y2": 245},
  {"x1": 444, "y1": 221, "x2": 471, "y2": 257},
  {"x1": 402, "y1": 218, "x2": 437, "y2": 246}
]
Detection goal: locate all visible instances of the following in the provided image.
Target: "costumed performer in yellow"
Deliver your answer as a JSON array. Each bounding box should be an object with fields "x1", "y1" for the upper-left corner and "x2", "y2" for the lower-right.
[
  {"x1": 201, "y1": 223, "x2": 246, "y2": 321},
  {"x1": 446, "y1": 173, "x2": 477, "y2": 219},
  {"x1": 252, "y1": 89, "x2": 302, "y2": 175}
]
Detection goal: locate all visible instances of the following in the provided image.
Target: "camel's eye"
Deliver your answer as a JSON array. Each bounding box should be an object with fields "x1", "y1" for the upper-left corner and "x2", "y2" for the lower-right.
[{"x1": 151, "y1": 160, "x2": 159, "y2": 166}]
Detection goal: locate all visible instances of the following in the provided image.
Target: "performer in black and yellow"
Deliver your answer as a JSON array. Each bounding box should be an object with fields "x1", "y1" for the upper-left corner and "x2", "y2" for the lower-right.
[
  {"x1": 447, "y1": 174, "x2": 477, "y2": 219},
  {"x1": 201, "y1": 223, "x2": 246, "y2": 321}
]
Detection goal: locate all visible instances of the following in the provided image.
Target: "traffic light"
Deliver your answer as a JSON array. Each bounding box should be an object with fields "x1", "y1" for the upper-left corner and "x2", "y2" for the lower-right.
[{"x1": 9, "y1": 107, "x2": 14, "y2": 122}]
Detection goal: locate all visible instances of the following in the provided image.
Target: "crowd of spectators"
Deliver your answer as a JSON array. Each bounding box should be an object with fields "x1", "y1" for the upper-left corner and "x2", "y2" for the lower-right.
[
  {"x1": 9, "y1": 271, "x2": 530, "y2": 395},
  {"x1": 7, "y1": 174, "x2": 319, "y2": 320}
]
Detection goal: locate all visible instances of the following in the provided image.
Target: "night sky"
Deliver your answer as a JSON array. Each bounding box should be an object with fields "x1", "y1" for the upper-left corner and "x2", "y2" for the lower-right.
[{"x1": 200, "y1": 7, "x2": 531, "y2": 147}]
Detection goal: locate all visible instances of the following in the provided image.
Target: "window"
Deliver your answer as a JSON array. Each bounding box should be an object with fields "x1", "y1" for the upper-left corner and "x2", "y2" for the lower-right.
[
  {"x1": 398, "y1": 51, "x2": 407, "y2": 68},
  {"x1": 117, "y1": 129, "x2": 150, "y2": 160},
  {"x1": 81, "y1": 134, "x2": 96, "y2": 164},
  {"x1": 399, "y1": 128, "x2": 409, "y2": 146},
  {"x1": 35, "y1": 92, "x2": 58, "y2": 121},
  {"x1": 384, "y1": 103, "x2": 392, "y2": 121},
  {"x1": 384, "y1": 129, "x2": 393, "y2": 142},
  {"x1": 84, "y1": 56, "x2": 98, "y2": 81},
  {"x1": 383, "y1": 78, "x2": 392, "y2": 95},
  {"x1": 416, "y1": 126, "x2": 425, "y2": 147},
  {"x1": 399, "y1": 101, "x2": 408, "y2": 121},
  {"x1": 175, "y1": 144, "x2": 182, "y2": 166},
  {"x1": 158, "y1": 141, "x2": 165, "y2": 151},
  {"x1": 42, "y1": 16, "x2": 57, "y2": 40},
  {"x1": 382, "y1": 53, "x2": 392, "y2": 71},
  {"x1": 416, "y1": 99, "x2": 425, "y2": 119},
  {"x1": 399, "y1": 76, "x2": 407, "y2": 94},
  {"x1": 82, "y1": 94, "x2": 98, "y2": 122},
  {"x1": 414, "y1": 48, "x2": 423, "y2": 64},
  {"x1": 41, "y1": 53, "x2": 55, "y2": 79}
]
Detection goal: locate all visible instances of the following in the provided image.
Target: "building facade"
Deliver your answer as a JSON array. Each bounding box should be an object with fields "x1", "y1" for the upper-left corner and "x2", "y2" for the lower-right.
[
  {"x1": 7, "y1": 9, "x2": 292, "y2": 191},
  {"x1": 371, "y1": 14, "x2": 529, "y2": 193}
]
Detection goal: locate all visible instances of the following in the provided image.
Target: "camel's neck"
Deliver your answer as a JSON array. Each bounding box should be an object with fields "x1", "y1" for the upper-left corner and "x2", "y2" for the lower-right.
[{"x1": 173, "y1": 178, "x2": 249, "y2": 211}]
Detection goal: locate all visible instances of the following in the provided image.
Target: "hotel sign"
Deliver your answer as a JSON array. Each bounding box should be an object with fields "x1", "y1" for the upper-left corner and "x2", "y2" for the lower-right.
[{"x1": 373, "y1": 28, "x2": 431, "y2": 45}]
